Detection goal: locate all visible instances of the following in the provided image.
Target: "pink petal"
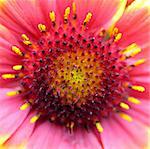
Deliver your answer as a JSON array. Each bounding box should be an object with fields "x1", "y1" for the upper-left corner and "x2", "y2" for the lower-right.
[
  {"x1": 27, "y1": 122, "x2": 100, "y2": 149},
  {"x1": 116, "y1": 0, "x2": 149, "y2": 48},
  {"x1": 0, "y1": 96, "x2": 29, "y2": 145},
  {"x1": 37, "y1": 0, "x2": 56, "y2": 27},
  {"x1": 0, "y1": 0, "x2": 44, "y2": 38},
  {"x1": 5, "y1": 112, "x2": 35, "y2": 146},
  {"x1": 27, "y1": 122, "x2": 60, "y2": 149},
  {"x1": 127, "y1": 99, "x2": 150, "y2": 126},
  {"x1": 101, "y1": 115, "x2": 148, "y2": 149},
  {"x1": 74, "y1": 0, "x2": 126, "y2": 30}
]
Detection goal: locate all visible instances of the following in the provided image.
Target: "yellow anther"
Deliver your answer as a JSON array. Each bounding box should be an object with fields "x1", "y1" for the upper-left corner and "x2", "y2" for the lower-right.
[
  {"x1": 95, "y1": 122, "x2": 103, "y2": 133},
  {"x1": 20, "y1": 103, "x2": 30, "y2": 110},
  {"x1": 6, "y1": 91, "x2": 20, "y2": 96},
  {"x1": 23, "y1": 40, "x2": 32, "y2": 45},
  {"x1": 119, "y1": 113, "x2": 133, "y2": 122},
  {"x1": 114, "y1": 33, "x2": 122, "y2": 42},
  {"x1": 21, "y1": 34, "x2": 29, "y2": 41},
  {"x1": 122, "y1": 44, "x2": 142, "y2": 57},
  {"x1": 83, "y1": 12, "x2": 92, "y2": 25},
  {"x1": 120, "y1": 102, "x2": 130, "y2": 110},
  {"x1": 70, "y1": 122, "x2": 74, "y2": 129},
  {"x1": 72, "y1": 2, "x2": 76, "y2": 14},
  {"x1": 64, "y1": 7, "x2": 70, "y2": 21},
  {"x1": 30, "y1": 114, "x2": 40, "y2": 123},
  {"x1": 13, "y1": 65, "x2": 23, "y2": 71},
  {"x1": 2, "y1": 74, "x2": 16, "y2": 79},
  {"x1": 131, "y1": 85, "x2": 145, "y2": 92},
  {"x1": 133, "y1": 59, "x2": 146, "y2": 66},
  {"x1": 112, "y1": 27, "x2": 119, "y2": 35},
  {"x1": 38, "y1": 23, "x2": 46, "y2": 32},
  {"x1": 99, "y1": 28, "x2": 105, "y2": 37},
  {"x1": 127, "y1": 97, "x2": 141, "y2": 104},
  {"x1": 21, "y1": 34, "x2": 32, "y2": 45},
  {"x1": 49, "y1": 11, "x2": 56, "y2": 22},
  {"x1": 11, "y1": 46, "x2": 23, "y2": 56}
]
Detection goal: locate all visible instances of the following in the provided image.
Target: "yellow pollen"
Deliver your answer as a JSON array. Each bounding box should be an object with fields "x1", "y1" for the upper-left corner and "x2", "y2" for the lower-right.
[
  {"x1": 114, "y1": 33, "x2": 122, "y2": 42},
  {"x1": 20, "y1": 103, "x2": 30, "y2": 110},
  {"x1": 131, "y1": 85, "x2": 145, "y2": 92},
  {"x1": 49, "y1": 11, "x2": 56, "y2": 22},
  {"x1": 95, "y1": 122, "x2": 103, "y2": 133},
  {"x1": 133, "y1": 59, "x2": 146, "y2": 66},
  {"x1": 13, "y1": 65, "x2": 23, "y2": 70},
  {"x1": 120, "y1": 102, "x2": 130, "y2": 110},
  {"x1": 21, "y1": 34, "x2": 32, "y2": 45},
  {"x1": 30, "y1": 114, "x2": 40, "y2": 123},
  {"x1": 70, "y1": 122, "x2": 74, "y2": 129},
  {"x1": 2, "y1": 74, "x2": 16, "y2": 79},
  {"x1": 127, "y1": 97, "x2": 141, "y2": 104},
  {"x1": 112, "y1": 27, "x2": 119, "y2": 35},
  {"x1": 119, "y1": 113, "x2": 133, "y2": 122},
  {"x1": 23, "y1": 40, "x2": 32, "y2": 45},
  {"x1": 21, "y1": 34, "x2": 29, "y2": 41},
  {"x1": 72, "y1": 2, "x2": 76, "y2": 14},
  {"x1": 83, "y1": 12, "x2": 92, "y2": 25},
  {"x1": 38, "y1": 23, "x2": 46, "y2": 32},
  {"x1": 99, "y1": 28, "x2": 105, "y2": 37},
  {"x1": 64, "y1": 7, "x2": 70, "y2": 21},
  {"x1": 122, "y1": 43, "x2": 142, "y2": 57},
  {"x1": 6, "y1": 90, "x2": 20, "y2": 96},
  {"x1": 11, "y1": 46, "x2": 23, "y2": 56}
]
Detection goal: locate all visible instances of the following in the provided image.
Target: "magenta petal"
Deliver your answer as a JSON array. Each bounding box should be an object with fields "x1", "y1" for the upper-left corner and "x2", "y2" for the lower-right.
[
  {"x1": 0, "y1": 97, "x2": 29, "y2": 144},
  {"x1": 116, "y1": 1, "x2": 149, "y2": 48},
  {"x1": 5, "y1": 112, "x2": 36, "y2": 146}
]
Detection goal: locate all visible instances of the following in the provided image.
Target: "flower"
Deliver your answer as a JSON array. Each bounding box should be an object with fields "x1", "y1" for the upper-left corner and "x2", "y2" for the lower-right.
[{"x1": 0, "y1": 0, "x2": 149, "y2": 148}]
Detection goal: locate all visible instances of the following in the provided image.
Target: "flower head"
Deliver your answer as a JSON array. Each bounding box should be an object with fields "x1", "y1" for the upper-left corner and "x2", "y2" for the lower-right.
[{"x1": 0, "y1": 0, "x2": 149, "y2": 148}]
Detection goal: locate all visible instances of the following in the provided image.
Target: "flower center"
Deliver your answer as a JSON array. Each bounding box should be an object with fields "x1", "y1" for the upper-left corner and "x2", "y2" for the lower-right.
[
  {"x1": 51, "y1": 50, "x2": 102, "y2": 103},
  {"x1": 17, "y1": 25, "x2": 128, "y2": 130}
]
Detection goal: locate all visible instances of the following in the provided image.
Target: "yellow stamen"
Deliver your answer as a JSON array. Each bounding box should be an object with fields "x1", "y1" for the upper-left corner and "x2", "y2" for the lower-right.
[
  {"x1": 72, "y1": 2, "x2": 76, "y2": 15},
  {"x1": 95, "y1": 122, "x2": 103, "y2": 133},
  {"x1": 127, "y1": 97, "x2": 141, "y2": 104},
  {"x1": 49, "y1": 11, "x2": 56, "y2": 22},
  {"x1": 133, "y1": 59, "x2": 146, "y2": 66},
  {"x1": 11, "y1": 46, "x2": 23, "y2": 56},
  {"x1": 23, "y1": 40, "x2": 32, "y2": 46},
  {"x1": 21, "y1": 34, "x2": 32, "y2": 45},
  {"x1": 131, "y1": 85, "x2": 145, "y2": 92},
  {"x1": 120, "y1": 102, "x2": 130, "y2": 110},
  {"x1": 122, "y1": 43, "x2": 142, "y2": 57},
  {"x1": 6, "y1": 90, "x2": 20, "y2": 96},
  {"x1": 30, "y1": 114, "x2": 40, "y2": 123},
  {"x1": 21, "y1": 34, "x2": 29, "y2": 41},
  {"x1": 112, "y1": 27, "x2": 119, "y2": 35},
  {"x1": 83, "y1": 12, "x2": 92, "y2": 25},
  {"x1": 119, "y1": 113, "x2": 133, "y2": 122},
  {"x1": 64, "y1": 7, "x2": 70, "y2": 22},
  {"x1": 70, "y1": 122, "x2": 74, "y2": 129},
  {"x1": 2, "y1": 74, "x2": 16, "y2": 79},
  {"x1": 13, "y1": 65, "x2": 23, "y2": 71},
  {"x1": 114, "y1": 33, "x2": 122, "y2": 42},
  {"x1": 99, "y1": 28, "x2": 105, "y2": 37},
  {"x1": 20, "y1": 103, "x2": 30, "y2": 110},
  {"x1": 38, "y1": 23, "x2": 46, "y2": 32}
]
